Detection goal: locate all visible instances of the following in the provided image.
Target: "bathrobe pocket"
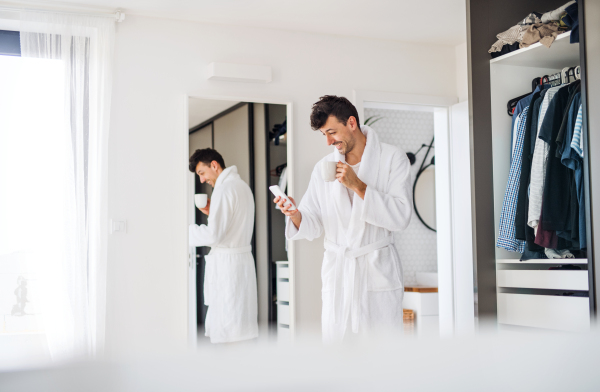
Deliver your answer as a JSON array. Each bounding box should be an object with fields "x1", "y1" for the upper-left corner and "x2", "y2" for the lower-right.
[
  {"x1": 367, "y1": 246, "x2": 403, "y2": 291},
  {"x1": 321, "y1": 250, "x2": 337, "y2": 292}
]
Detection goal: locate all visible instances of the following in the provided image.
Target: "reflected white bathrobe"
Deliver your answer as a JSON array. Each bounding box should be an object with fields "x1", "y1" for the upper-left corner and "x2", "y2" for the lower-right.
[
  {"x1": 286, "y1": 126, "x2": 412, "y2": 343},
  {"x1": 189, "y1": 166, "x2": 258, "y2": 343}
]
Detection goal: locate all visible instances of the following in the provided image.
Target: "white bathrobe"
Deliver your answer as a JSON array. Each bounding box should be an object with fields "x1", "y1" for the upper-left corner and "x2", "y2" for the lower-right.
[
  {"x1": 286, "y1": 125, "x2": 412, "y2": 343},
  {"x1": 189, "y1": 165, "x2": 258, "y2": 343}
]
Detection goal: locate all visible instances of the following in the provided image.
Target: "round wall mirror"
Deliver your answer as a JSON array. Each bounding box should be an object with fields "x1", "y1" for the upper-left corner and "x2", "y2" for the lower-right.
[{"x1": 413, "y1": 164, "x2": 436, "y2": 231}]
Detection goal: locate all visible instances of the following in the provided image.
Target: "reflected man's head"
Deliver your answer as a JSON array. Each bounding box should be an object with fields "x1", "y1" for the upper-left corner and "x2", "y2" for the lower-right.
[
  {"x1": 189, "y1": 148, "x2": 226, "y2": 188},
  {"x1": 310, "y1": 95, "x2": 361, "y2": 156}
]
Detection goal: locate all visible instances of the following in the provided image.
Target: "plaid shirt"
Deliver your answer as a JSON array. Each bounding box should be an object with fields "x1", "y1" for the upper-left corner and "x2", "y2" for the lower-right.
[{"x1": 497, "y1": 107, "x2": 529, "y2": 253}]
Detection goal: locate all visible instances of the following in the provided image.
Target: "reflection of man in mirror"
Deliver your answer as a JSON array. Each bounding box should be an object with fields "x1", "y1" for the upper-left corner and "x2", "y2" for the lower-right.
[
  {"x1": 188, "y1": 148, "x2": 258, "y2": 344},
  {"x1": 274, "y1": 96, "x2": 412, "y2": 343},
  {"x1": 12, "y1": 276, "x2": 29, "y2": 316}
]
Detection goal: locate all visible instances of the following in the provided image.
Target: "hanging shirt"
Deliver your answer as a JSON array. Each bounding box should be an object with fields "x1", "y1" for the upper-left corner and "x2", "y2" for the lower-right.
[
  {"x1": 540, "y1": 81, "x2": 580, "y2": 234},
  {"x1": 510, "y1": 86, "x2": 543, "y2": 163},
  {"x1": 558, "y1": 93, "x2": 582, "y2": 247},
  {"x1": 571, "y1": 105, "x2": 584, "y2": 157},
  {"x1": 528, "y1": 85, "x2": 561, "y2": 229},
  {"x1": 514, "y1": 87, "x2": 548, "y2": 246},
  {"x1": 497, "y1": 107, "x2": 528, "y2": 253},
  {"x1": 562, "y1": 102, "x2": 586, "y2": 249}
]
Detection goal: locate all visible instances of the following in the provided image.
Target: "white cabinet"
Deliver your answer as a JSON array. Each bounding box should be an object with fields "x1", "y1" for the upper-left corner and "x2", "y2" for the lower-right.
[
  {"x1": 275, "y1": 261, "x2": 292, "y2": 342},
  {"x1": 496, "y1": 259, "x2": 590, "y2": 332},
  {"x1": 498, "y1": 293, "x2": 590, "y2": 333},
  {"x1": 497, "y1": 270, "x2": 589, "y2": 291}
]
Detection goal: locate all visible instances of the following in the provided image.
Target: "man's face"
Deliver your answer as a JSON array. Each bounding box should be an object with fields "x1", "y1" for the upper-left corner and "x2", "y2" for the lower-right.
[
  {"x1": 195, "y1": 161, "x2": 219, "y2": 188},
  {"x1": 319, "y1": 115, "x2": 358, "y2": 156}
]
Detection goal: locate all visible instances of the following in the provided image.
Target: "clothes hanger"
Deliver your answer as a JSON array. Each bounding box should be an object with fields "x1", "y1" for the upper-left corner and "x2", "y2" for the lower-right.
[
  {"x1": 507, "y1": 78, "x2": 540, "y2": 117},
  {"x1": 567, "y1": 67, "x2": 577, "y2": 84}
]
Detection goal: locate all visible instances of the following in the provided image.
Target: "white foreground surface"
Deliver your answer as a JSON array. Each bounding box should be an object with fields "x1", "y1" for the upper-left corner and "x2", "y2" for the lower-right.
[{"x1": 2, "y1": 328, "x2": 599, "y2": 391}]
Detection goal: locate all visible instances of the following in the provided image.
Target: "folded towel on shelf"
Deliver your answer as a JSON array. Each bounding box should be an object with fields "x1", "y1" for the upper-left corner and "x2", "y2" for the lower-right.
[
  {"x1": 488, "y1": 13, "x2": 543, "y2": 53},
  {"x1": 541, "y1": 1, "x2": 576, "y2": 23},
  {"x1": 489, "y1": 24, "x2": 529, "y2": 53},
  {"x1": 520, "y1": 22, "x2": 561, "y2": 49}
]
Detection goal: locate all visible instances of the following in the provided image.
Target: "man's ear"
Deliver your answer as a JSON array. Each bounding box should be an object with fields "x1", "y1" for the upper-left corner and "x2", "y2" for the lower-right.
[
  {"x1": 211, "y1": 160, "x2": 218, "y2": 171},
  {"x1": 348, "y1": 116, "x2": 358, "y2": 131}
]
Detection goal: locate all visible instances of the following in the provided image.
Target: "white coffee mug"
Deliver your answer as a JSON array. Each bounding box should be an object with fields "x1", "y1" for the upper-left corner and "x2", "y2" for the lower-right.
[
  {"x1": 321, "y1": 161, "x2": 337, "y2": 182},
  {"x1": 195, "y1": 194, "x2": 208, "y2": 209}
]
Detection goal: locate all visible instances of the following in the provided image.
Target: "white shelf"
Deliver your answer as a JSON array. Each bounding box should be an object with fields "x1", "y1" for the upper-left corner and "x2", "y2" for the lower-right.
[
  {"x1": 497, "y1": 258, "x2": 588, "y2": 264},
  {"x1": 490, "y1": 31, "x2": 579, "y2": 69}
]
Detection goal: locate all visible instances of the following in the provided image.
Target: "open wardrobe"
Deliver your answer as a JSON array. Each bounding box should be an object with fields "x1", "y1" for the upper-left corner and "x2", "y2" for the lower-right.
[{"x1": 467, "y1": 0, "x2": 600, "y2": 331}]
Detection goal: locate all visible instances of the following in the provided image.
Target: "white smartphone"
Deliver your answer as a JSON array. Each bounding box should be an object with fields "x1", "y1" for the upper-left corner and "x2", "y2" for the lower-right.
[{"x1": 269, "y1": 185, "x2": 297, "y2": 211}]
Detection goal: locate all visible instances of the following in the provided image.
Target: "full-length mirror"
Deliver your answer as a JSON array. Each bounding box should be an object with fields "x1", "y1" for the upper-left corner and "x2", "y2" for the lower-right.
[{"x1": 187, "y1": 98, "x2": 290, "y2": 345}]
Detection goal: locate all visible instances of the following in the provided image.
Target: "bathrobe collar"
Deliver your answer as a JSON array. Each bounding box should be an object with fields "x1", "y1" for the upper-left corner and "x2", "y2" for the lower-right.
[
  {"x1": 331, "y1": 125, "x2": 382, "y2": 245},
  {"x1": 215, "y1": 165, "x2": 239, "y2": 189}
]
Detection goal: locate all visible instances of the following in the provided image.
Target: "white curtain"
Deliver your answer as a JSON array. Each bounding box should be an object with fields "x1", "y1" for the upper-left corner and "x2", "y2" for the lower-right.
[{"x1": 18, "y1": 11, "x2": 115, "y2": 361}]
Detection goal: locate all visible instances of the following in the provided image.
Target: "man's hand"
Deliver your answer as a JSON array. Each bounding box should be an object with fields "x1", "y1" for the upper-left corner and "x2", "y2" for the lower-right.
[
  {"x1": 274, "y1": 195, "x2": 302, "y2": 229},
  {"x1": 336, "y1": 161, "x2": 367, "y2": 199},
  {"x1": 198, "y1": 199, "x2": 211, "y2": 216}
]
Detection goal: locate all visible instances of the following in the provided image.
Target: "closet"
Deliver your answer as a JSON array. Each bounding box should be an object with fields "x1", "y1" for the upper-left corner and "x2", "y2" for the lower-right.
[{"x1": 467, "y1": 0, "x2": 600, "y2": 331}]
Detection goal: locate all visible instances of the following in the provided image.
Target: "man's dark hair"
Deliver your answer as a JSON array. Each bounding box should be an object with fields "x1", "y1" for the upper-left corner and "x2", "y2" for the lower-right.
[
  {"x1": 310, "y1": 95, "x2": 360, "y2": 131},
  {"x1": 189, "y1": 148, "x2": 226, "y2": 173}
]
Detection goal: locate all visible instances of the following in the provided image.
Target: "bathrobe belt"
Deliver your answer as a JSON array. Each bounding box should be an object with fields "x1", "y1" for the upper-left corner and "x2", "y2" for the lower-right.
[
  {"x1": 324, "y1": 235, "x2": 394, "y2": 336},
  {"x1": 209, "y1": 245, "x2": 252, "y2": 255}
]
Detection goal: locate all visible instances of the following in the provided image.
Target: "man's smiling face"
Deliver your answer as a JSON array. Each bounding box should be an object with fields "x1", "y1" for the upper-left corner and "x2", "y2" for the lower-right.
[
  {"x1": 319, "y1": 115, "x2": 359, "y2": 156},
  {"x1": 195, "y1": 161, "x2": 220, "y2": 188}
]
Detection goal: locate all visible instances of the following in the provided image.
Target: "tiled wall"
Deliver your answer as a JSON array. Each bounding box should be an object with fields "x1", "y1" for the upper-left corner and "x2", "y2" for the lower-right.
[{"x1": 364, "y1": 108, "x2": 438, "y2": 286}]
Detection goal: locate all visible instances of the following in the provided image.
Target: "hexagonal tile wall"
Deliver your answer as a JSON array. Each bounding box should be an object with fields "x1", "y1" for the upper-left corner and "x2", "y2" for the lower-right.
[{"x1": 365, "y1": 108, "x2": 438, "y2": 287}]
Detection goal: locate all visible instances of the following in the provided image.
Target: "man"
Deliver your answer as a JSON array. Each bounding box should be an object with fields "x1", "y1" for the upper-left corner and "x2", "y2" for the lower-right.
[
  {"x1": 189, "y1": 148, "x2": 258, "y2": 344},
  {"x1": 274, "y1": 96, "x2": 412, "y2": 343}
]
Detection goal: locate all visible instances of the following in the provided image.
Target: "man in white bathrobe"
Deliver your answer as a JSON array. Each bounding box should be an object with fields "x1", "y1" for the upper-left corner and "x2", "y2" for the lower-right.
[
  {"x1": 274, "y1": 96, "x2": 412, "y2": 343},
  {"x1": 189, "y1": 148, "x2": 258, "y2": 344}
]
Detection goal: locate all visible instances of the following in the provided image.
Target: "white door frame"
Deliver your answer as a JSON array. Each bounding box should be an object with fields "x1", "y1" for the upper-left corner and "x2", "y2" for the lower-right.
[
  {"x1": 352, "y1": 89, "x2": 473, "y2": 337},
  {"x1": 182, "y1": 94, "x2": 296, "y2": 347}
]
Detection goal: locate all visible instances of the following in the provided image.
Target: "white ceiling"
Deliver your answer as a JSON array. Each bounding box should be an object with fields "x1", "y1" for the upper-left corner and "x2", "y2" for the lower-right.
[
  {"x1": 15, "y1": 0, "x2": 467, "y2": 46},
  {"x1": 189, "y1": 98, "x2": 240, "y2": 129}
]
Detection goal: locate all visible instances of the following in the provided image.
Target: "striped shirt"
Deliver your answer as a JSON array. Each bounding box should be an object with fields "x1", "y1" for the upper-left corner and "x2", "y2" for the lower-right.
[
  {"x1": 497, "y1": 107, "x2": 528, "y2": 253},
  {"x1": 528, "y1": 86, "x2": 561, "y2": 229},
  {"x1": 571, "y1": 104, "x2": 583, "y2": 157}
]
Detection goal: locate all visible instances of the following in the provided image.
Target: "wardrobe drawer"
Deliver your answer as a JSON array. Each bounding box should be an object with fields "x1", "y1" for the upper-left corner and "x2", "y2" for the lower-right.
[
  {"x1": 277, "y1": 323, "x2": 291, "y2": 343},
  {"x1": 497, "y1": 293, "x2": 590, "y2": 332},
  {"x1": 276, "y1": 263, "x2": 289, "y2": 279},
  {"x1": 277, "y1": 303, "x2": 290, "y2": 325},
  {"x1": 497, "y1": 270, "x2": 589, "y2": 291},
  {"x1": 277, "y1": 280, "x2": 290, "y2": 302}
]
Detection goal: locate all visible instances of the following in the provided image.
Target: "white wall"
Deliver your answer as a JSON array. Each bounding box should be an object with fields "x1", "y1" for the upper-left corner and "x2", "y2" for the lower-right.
[
  {"x1": 455, "y1": 43, "x2": 468, "y2": 103},
  {"x1": 106, "y1": 14, "x2": 458, "y2": 354}
]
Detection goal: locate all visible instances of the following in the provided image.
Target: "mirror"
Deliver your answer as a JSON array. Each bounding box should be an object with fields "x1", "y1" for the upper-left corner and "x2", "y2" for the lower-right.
[
  {"x1": 414, "y1": 164, "x2": 436, "y2": 231},
  {"x1": 188, "y1": 98, "x2": 289, "y2": 345}
]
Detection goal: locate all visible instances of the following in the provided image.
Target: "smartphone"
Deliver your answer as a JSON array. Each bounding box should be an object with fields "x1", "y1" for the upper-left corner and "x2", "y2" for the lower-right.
[{"x1": 269, "y1": 185, "x2": 297, "y2": 211}]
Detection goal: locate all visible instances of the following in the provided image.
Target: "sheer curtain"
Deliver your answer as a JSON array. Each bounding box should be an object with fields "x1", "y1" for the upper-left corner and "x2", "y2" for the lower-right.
[{"x1": 18, "y1": 10, "x2": 115, "y2": 360}]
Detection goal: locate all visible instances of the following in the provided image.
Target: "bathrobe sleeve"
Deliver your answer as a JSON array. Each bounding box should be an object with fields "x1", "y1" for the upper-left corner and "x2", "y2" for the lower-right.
[
  {"x1": 189, "y1": 186, "x2": 234, "y2": 247},
  {"x1": 286, "y1": 167, "x2": 324, "y2": 241},
  {"x1": 361, "y1": 150, "x2": 412, "y2": 232}
]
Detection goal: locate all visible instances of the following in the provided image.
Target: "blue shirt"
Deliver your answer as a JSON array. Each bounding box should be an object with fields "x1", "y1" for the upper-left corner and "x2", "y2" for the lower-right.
[{"x1": 498, "y1": 107, "x2": 529, "y2": 253}]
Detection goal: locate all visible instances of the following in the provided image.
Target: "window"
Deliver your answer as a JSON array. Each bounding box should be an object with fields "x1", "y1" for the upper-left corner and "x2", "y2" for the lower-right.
[{"x1": 0, "y1": 33, "x2": 66, "y2": 366}]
